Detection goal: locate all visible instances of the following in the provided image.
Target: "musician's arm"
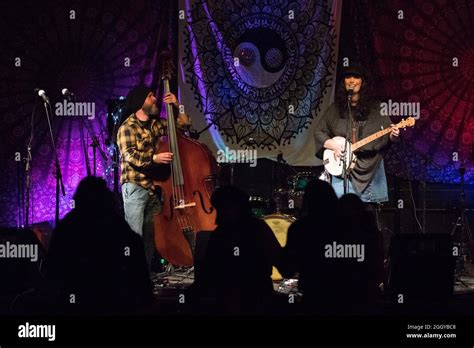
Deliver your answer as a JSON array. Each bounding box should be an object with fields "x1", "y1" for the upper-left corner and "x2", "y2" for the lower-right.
[
  {"x1": 176, "y1": 111, "x2": 190, "y2": 129},
  {"x1": 117, "y1": 124, "x2": 154, "y2": 168},
  {"x1": 159, "y1": 114, "x2": 190, "y2": 131},
  {"x1": 163, "y1": 92, "x2": 191, "y2": 129}
]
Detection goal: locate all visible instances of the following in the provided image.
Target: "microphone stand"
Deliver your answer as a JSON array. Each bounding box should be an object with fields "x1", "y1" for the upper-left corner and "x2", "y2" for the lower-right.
[
  {"x1": 87, "y1": 125, "x2": 107, "y2": 177},
  {"x1": 24, "y1": 99, "x2": 38, "y2": 227},
  {"x1": 343, "y1": 92, "x2": 353, "y2": 194},
  {"x1": 43, "y1": 100, "x2": 66, "y2": 226}
]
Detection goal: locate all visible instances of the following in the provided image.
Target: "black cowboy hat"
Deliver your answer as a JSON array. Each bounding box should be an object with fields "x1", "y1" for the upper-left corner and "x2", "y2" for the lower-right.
[{"x1": 340, "y1": 63, "x2": 368, "y2": 78}]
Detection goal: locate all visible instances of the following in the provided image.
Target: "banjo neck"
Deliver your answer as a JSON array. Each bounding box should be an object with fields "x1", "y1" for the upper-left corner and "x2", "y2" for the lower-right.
[
  {"x1": 351, "y1": 127, "x2": 392, "y2": 152},
  {"x1": 351, "y1": 117, "x2": 416, "y2": 152}
]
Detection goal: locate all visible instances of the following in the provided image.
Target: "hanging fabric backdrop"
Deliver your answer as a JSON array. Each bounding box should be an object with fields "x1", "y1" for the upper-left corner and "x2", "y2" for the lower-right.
[
  {"x1": 0, "y1": 0, "x2": 177, "y2": 227},
  {"x1": 179, "y1": 0, "x2": 342, "y2": 166},
  {"x1": 342, "y1": 0, "x2": 474, "y2": 184}
]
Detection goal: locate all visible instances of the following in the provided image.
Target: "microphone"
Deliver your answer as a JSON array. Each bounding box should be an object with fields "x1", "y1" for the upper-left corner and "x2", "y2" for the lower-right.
[
  {"x1": 347, "y1": 84, "x2": 355, "y2": 95},
  {"x1": 61, "y1": 88, "x2": 75, "y2": 97},
  {"x1": 347, "y1": 84, "x2": 355, "y2": 101},
  {"x1": 34, "y1": 88, "x2": 49, "y2": 103}
]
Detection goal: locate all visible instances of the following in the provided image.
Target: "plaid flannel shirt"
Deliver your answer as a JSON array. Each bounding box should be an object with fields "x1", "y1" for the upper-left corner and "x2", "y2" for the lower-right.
[{"x1": 117, "y1": 113, "x2": 167, "y2": 190}]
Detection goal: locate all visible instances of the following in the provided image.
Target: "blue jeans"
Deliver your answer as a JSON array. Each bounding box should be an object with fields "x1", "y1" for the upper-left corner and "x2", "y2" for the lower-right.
[
  {"x1": 122, "y1": 182, "x2": 161, "y2": 268},
  {"x1": 122, "y1": 182, "x2": 149, "y2": 236},
  {"x1": 331, "y1": 160, "x2": 389, "y2": 203}
]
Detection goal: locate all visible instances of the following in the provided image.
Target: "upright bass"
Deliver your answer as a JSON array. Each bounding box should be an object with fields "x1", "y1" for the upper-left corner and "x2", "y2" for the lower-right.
[{"x1": 153, "y1": 56, "x2": 217, "y2": 267}]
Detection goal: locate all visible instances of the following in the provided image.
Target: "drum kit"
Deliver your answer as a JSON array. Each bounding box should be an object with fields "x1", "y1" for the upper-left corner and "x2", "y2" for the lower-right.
[{"x1": 249, "y1": 169, "x2": 331, "y2": 281}]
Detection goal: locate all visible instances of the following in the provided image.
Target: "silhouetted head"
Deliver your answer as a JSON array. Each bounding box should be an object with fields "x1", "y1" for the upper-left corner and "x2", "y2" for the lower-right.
[
  {"x1": 73, "y1": 176, "x2": 115, "y2": 214},
  {"x1": 338, "y1": 193, "x2": 365, "y2": 224},
  {"x1": 301, "y1": 179, "x2": 338, "y2": 216},
  {"x1": 211, "y1": 186, "x2": 252, "y2": 225},
  {"x1": 339, "y1": 193, "x2": 364, "y2": 211}
]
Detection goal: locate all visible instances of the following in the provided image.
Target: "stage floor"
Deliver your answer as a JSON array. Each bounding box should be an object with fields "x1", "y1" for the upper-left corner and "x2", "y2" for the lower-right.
[
  {"x1": 152, "y1": 262, "x2": 474, "y2": 293},
  {"x1": 149, "y1": 262, "x2": 474, "y2": 315}
]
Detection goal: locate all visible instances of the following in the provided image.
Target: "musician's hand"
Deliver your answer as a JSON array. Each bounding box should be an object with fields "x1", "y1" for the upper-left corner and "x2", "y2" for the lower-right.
[
  {"x1": 153, "y1": 152, "x2": 174, "y2": 164},
  {"x1": 324, "y1": 138, "x2": 345, "y2": 160},
  {"x1": 163, "y1": 93, "x2": 179, "y2": 108},
  {"x1": 177, "y1": 113, "x2": 191, "y2": 128},
  {"x1": 389, "y1": 124, "x2": 400, "y2": 142},
  {"x1": 333, "y1": 148, "x2": 344, "y2": 160}
]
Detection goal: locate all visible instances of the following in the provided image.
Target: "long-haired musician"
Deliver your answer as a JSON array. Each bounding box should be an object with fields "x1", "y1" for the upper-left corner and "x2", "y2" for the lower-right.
[{"x1": 314, "y1": 63, "x2": 400, "y2": 203}]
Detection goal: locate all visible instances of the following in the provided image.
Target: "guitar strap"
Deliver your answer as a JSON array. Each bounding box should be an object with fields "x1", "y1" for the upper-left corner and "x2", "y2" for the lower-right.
[
  {"x1": 351, "y1": 120, "x2": 357, "y2": 143},
  {"x1": 348, "y1": 120, "x2": 366, "y2": 173},
  {"x1": 346, "y1": 120, "x2": 357, "y2": 174},
  {"x1": 355, "y1": 120, "x2": 367, "y2": 142}
]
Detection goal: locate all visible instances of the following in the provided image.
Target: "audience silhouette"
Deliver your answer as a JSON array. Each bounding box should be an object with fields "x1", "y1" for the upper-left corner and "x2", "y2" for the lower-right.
[
  {"x1": 43, "y1": 176, "x2": 152, "y2": 314},
  {"x1": 190, "y1": 186, "x2": 281, "y2": 314},
  {"x1": 0, "y1": 227, "x2": 44, "y2": 314},
  {"x1": 3, "y1": 176, "x2": 385, "y2": 316},
  {"x1": 278, "y1": 179, "x2": 340, "y2": 312},
  {"x1": 338, "y1": 193, "x2": 384, "y2": 309}
]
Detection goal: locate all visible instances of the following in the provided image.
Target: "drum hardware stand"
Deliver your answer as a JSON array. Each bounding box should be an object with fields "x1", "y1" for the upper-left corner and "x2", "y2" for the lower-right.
[
  {"x1": 89, "y1": 134, "x2": 108, "y2": 176},
  {"x1": 273, "y1": 153, "x2": 285, "y2": 213},
  {"x1": 272, "y1": 152, "x2": 298, "y2": 213},
  {"x1": 451, "y1": 164, "x2": 472, "y2": 286},
  {"x1": 67, "y1": 92, "x2": 107, "y2": 176},
  {"x1": 275, "y1": 152, "x2": 298, "y2": 182}
]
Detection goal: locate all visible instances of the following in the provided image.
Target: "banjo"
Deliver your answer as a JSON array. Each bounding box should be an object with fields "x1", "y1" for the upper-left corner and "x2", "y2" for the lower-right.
[{"x1": 323, "y1": 117, "x2": 415, "y2": 176}]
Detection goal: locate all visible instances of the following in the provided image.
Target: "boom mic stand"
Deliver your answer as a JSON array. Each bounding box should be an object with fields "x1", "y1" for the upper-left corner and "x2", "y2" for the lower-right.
[
  {"x1": 42, "y1": 99, "x2": 66, "y2": 226},
  {"x1": 343, "y1": 90, "x2": 354, "y2": 194}
]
